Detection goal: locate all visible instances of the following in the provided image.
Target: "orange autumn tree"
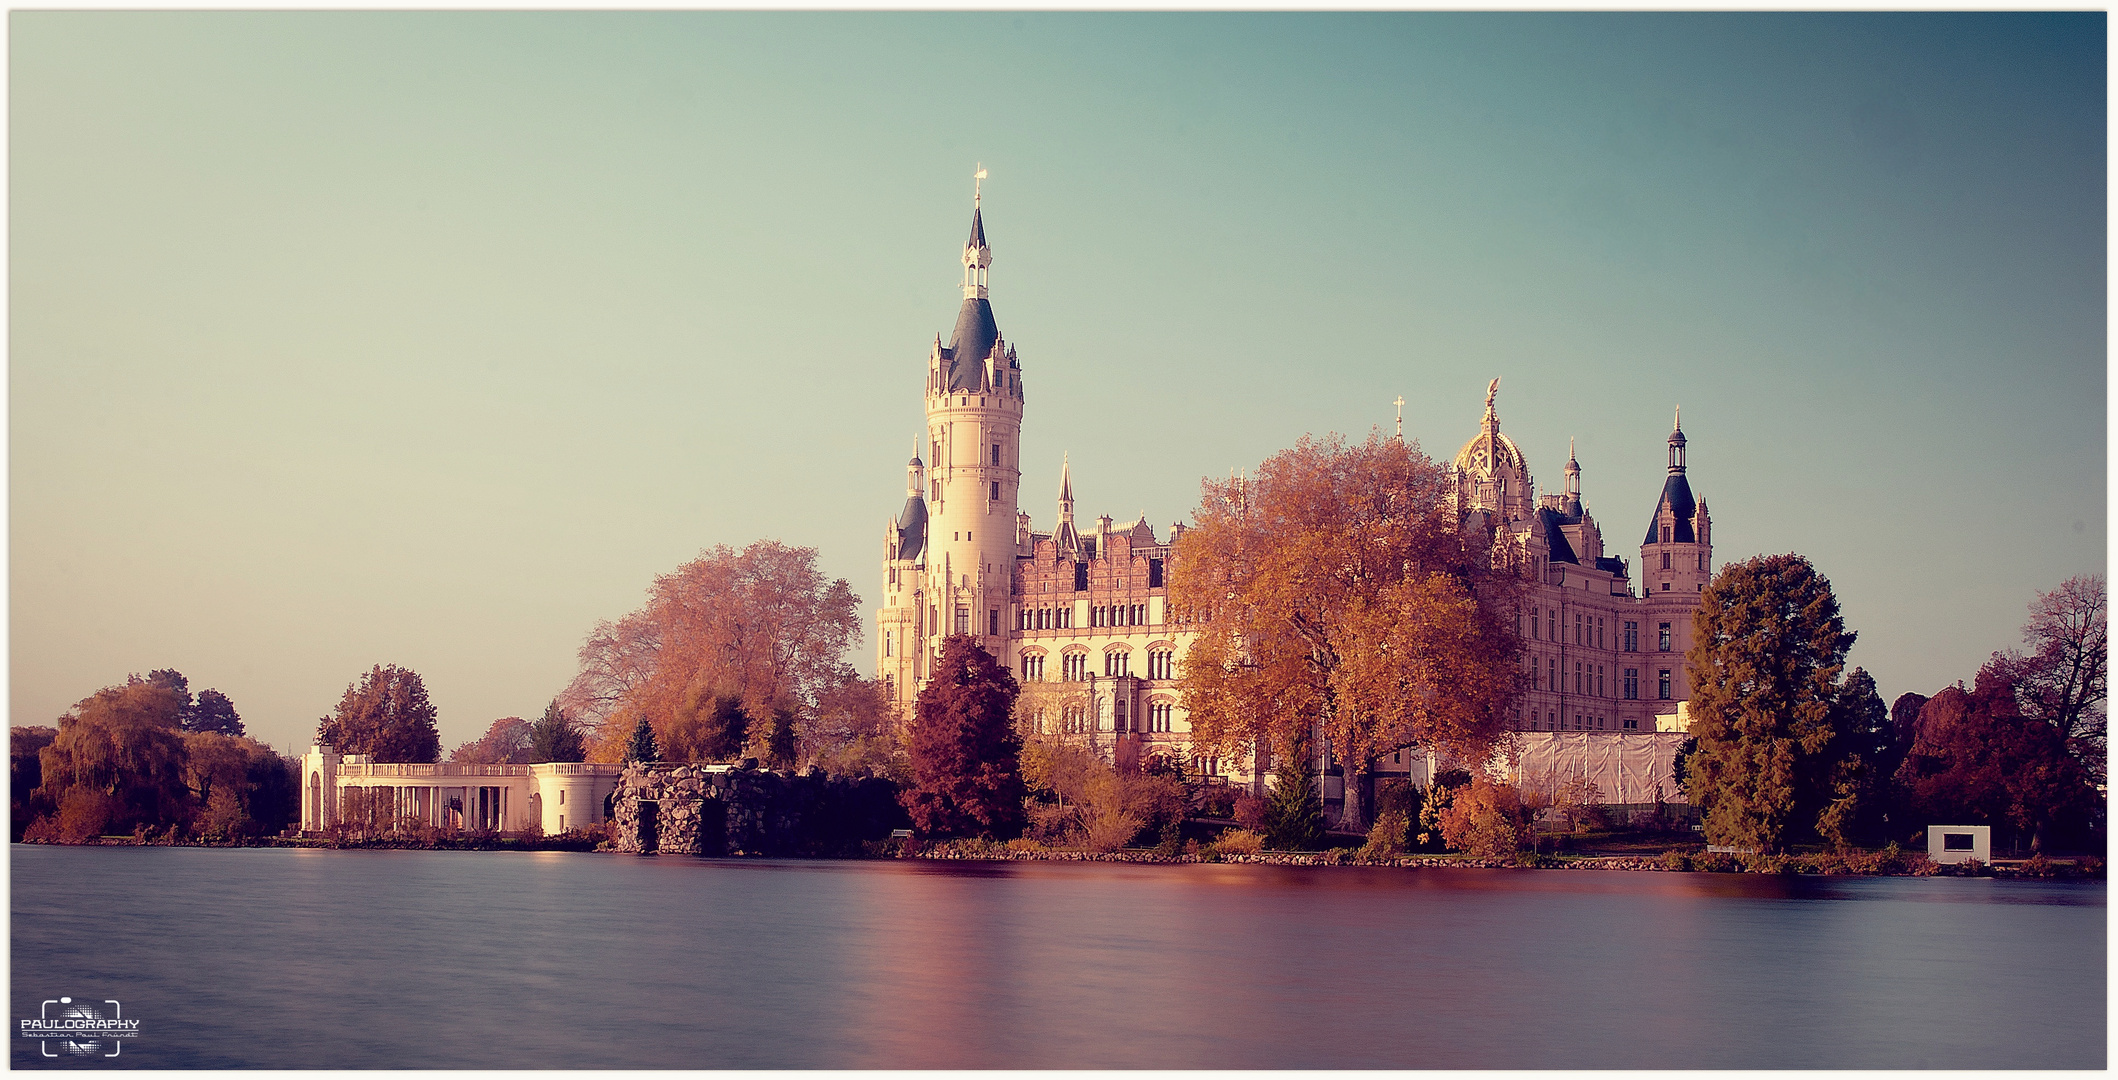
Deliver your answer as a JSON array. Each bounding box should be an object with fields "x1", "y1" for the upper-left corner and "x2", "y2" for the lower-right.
[
  {"x1": 561, "y1": 541, "x2": 862, "y2": 763},
  {"x1": 1170, "y1": 432, "x2": 1521, "y2": 834}
]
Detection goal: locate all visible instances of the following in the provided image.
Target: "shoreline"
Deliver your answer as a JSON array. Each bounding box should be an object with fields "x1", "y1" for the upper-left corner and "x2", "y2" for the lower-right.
[
  {"x1": 903, "y1": 843, "x2": 2105, "y2": 879},
  {"x1": 17, "y1": 835, "x2": 2103, "y2": 879}
]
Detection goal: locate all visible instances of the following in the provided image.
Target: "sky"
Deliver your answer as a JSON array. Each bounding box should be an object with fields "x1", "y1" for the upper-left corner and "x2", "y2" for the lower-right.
[{"x1": 10, "y1": 12, "x2": 2106, "y2": 755}]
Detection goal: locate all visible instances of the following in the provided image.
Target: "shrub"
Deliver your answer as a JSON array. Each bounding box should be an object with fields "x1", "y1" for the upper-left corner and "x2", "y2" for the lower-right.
[
  {"x1": 1691, "y1": 850, "x2": 1737, "y2": 873},
  {"x1": 57, "y1": 789, "x2": 120, "y2": 843},
  {"x1": 1661, "y1": 849, "x2": 1692, "y2": 872},
  {"x1": 1191, "y1": 785, "x2": 1236, "y2": 819},
  {"x1": 1153, "y1": 820, "x2": 1184, "y2": 857},
  {"x1": 1083, "y1": 803, "x2": 1145, "y2": 853},
  {"x1": 1901, "y1": 854, "x2": 1941, "y2": 876},
  {"x1": 1207, "y1": 828, "x2": 1263, "y2": 857},
  {"x1": 1232, "y1": 792, "x2": 1268, "y2": 831},
  {"x1": 1358, "y1": 809, "x2": 1410, "y2": 860},
  {"x1": 195, "y1": 788, "x2": 248, "y2": 841},
  {"x1": 2077, "y1": 856, "x2": 2104, "y2": 877},
  {"x1": 1740, "y1": 852, "x2": 1795, "y2": 875},
  {"x1": 2022, "y1": 852, "x2": 2056, "y2": 878},
  {"x1": 1025, "y1": 802, "x2": 1080, "y2": 847},
  {"x1": 1415, "y1": 780, "x2": 1455, "y2": 851},
  {"x1": 1262, "y1": 747, "x2": 1324, "y2": 851},
  {"x1": 1835, "y1": 849, "x2": 1892, "y2": 875},
  {"x1": 1437, "y1": 775, "x2": 1530, "y2": 858}
]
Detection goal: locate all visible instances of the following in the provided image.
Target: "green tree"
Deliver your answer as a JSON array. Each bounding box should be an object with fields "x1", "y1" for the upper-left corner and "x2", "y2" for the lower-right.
[
  {"x1": 1684, "y1": 554, "x2": 1859, "y2": 854},
  {"x1": 187, "y1": 689, "x2": 246, "y2": 737},
  {"x1": 760, "y1": 706, "x2": 799, "y2": 770},
  {"x1": 180, "y1": 731, "x2": 295, "y2": 839},
  {"x1": 1262, "y1": 733, "x2": 1324, "y2": 851},
  {"x1": 527, "y1": 701, "x2": 586, "y2": 763},
  {"x1": 317, "y1": 664, "x2": 441, "y2": 763},
  {"x1": 1816, "y1": 667, "x2": 1891, "y2": 849},
  {"x1": 900, "y1": 636, "x2": 1025, "y2": 840},
  {"x1": 623, "y1": 716, "x2": 661, "y2": 764},
  {"x1": 145, "y1": 670, "x2": 245, "y2": 736}
]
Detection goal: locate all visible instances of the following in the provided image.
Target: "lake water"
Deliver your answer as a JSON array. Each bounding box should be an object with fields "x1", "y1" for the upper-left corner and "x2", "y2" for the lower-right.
[{"x1": 9, "y1": 844, "x2": 2105, "y2": 1069}]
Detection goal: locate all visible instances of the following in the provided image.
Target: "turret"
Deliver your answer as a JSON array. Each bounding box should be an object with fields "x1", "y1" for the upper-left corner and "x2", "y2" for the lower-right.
[
  {"x1": 1641, "y1": 407, "x2": 1711, "y2": 699},
  {"x1": 923, "y1": 170, "x2": 1024, "y2": 655},
  {"x1": 1563, "y1": 438, "x2": 1582, "y2": 515}
]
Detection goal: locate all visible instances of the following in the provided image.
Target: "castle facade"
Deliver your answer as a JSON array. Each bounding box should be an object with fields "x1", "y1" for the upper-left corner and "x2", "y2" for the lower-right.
[{"x1": 877, "y1": 189, "x2": 1714, "y2": 785}]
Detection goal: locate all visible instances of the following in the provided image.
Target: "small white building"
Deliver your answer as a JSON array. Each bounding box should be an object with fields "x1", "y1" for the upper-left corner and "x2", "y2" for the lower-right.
[
  {"x1": 1928, "y1": 824, "x2": 1992, "y2": 865},
  {"x1": 301, "y1": 744, "x2": 624, "y2": 835}
]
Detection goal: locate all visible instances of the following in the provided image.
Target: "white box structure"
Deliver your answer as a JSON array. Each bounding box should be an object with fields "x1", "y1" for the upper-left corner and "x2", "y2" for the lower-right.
[{"x1": 1927, "y1": 825, "x2": 1991, "y2": 865}]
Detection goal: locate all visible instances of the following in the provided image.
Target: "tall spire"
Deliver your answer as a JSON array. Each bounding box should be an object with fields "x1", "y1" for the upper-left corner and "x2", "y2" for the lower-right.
[
  {"x1": 962, "y1": 165, "x2": 992, "y2": 300},
  {"x1": 1058, "y1": 453, "x2": 1074, "y2": 522},
  {"x1": 1052, "y1": 453, "x2": 1080, "y2": 557}
]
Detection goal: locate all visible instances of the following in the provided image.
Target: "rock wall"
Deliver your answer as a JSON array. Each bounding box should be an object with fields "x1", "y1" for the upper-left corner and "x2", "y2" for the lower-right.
[{"x1": 610, "y1": 764, "x2": 906, "y2": 857}]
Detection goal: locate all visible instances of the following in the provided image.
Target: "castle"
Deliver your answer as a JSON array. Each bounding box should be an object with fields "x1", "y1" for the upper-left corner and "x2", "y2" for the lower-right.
[{"x1": 878, "y1": 186, "x2": 1713, "y2": 790}]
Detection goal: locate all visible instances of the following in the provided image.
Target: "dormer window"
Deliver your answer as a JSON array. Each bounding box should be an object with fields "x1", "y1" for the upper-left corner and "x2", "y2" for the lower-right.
[{"x1": 1660, "y1": 525, "x2": 1671, "y2": 544}]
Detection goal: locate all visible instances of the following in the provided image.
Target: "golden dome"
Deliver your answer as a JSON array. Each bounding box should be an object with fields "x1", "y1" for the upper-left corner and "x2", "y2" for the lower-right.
[{"x1": 1454, "y1": 430, "x2": 1526, "y2": 476}]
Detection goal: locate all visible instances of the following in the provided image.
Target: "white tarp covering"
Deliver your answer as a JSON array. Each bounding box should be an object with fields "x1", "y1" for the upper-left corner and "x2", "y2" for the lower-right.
[{"x1": 1503, "y1": 732, "x2": 1690, "y2": 805}]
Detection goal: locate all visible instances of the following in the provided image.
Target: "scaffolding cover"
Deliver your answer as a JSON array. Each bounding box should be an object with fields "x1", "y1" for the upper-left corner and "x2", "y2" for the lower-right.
[{"x1": 1504, "y1": 732, "x2": 1691, "y2": 805}]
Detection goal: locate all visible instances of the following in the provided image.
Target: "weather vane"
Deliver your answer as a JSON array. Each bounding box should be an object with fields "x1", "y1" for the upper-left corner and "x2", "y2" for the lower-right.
[{"x1": 974, "y1": 163, "x2": 988, "y2": 204}]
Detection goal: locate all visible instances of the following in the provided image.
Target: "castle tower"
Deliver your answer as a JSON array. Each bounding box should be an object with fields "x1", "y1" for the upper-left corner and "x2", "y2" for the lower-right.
[
  {"x1": 1641, "y1": 407, "x2": 1712, "y2": 702},
  {"x1": 877, "y1": 444, "x2": 928, "y2": 714},
  {"x1": 881, "y1": 176, "x2": 1027, "y2": 719}
]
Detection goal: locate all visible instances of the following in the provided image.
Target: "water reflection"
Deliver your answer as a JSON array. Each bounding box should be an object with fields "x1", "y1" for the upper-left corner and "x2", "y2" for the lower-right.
[{"x1": 10, "y1": 847, "x2": 2104, "y2": 1069}]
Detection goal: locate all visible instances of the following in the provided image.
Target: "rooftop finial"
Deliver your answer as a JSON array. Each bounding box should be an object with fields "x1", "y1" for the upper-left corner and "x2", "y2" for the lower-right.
[
  {"x1": 962, "y1": 170, "x2": 992, "y2": 299},
  {"x1": 1394, "y1": 395, "x2": 1405, "y2": 441},
  {"x1": 1674, "y1": 404, "x2": 1681, "y2": 431}
]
